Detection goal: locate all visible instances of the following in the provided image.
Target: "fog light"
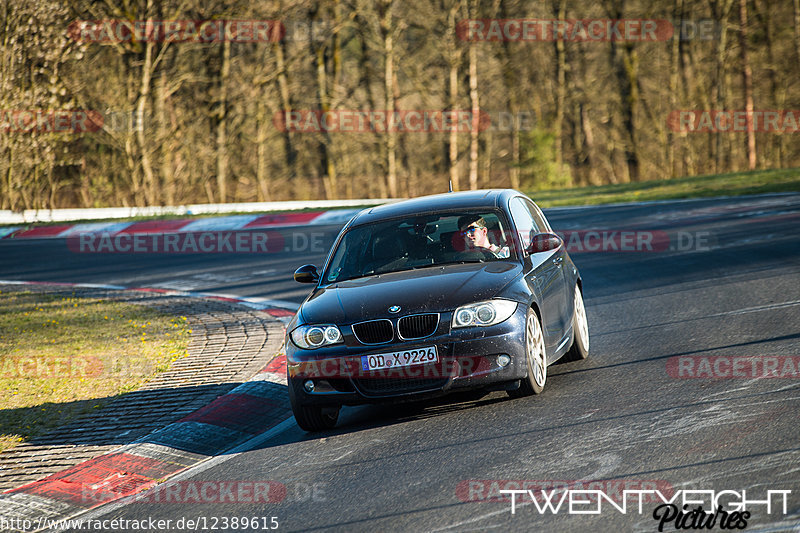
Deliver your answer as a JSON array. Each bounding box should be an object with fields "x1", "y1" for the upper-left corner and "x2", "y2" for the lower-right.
[
  {"x1": 497, "y1": 354, "x2": 511, "y2": 367},
  {"x1": 303, "y1": 380, "x2": 315, "y2": 393}
]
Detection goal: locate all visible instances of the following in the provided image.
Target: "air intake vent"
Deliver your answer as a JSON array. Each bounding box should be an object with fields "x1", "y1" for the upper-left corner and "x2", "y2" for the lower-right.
[
  {"x1": 398, "y1": 314, "x2": 439, "y2": 339},
  {"x1": 353, "y1": 377, "x2": 448, "y2": 396},
  {"x1": 352, "y1": 319, "x2": 393, "y2": 344}
]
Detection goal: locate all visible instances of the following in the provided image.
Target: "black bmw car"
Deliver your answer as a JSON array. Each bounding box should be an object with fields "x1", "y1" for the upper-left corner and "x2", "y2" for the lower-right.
[{"x1": 286, "y1": 189, "x2": 589, "y2": 431}]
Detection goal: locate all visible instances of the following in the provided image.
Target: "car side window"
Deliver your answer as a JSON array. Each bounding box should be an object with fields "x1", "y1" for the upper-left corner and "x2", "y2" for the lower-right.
[
  {"x1": 524, "y1": 199, "x2": 550, "y2": 232},
  {"x1": 509, "y1": 197, "x2": 540, "y2": 250}
]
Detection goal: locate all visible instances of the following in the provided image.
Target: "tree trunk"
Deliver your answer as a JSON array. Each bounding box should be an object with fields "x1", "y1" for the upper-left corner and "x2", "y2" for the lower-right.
[
  {"x1": 481, "y1": 128, "x2": 492, "y2": 186},
  {"x1": 667, "y1": 0, "x2": 683, "y2": 178},
  {"x1": 606, "y1": 0, "x2": 640, "y2": 182},
  {"x1": 80, "y1": 160, "x2": 91, "y2": 208},
  {"x1": 679, "y1": 16, "x2": 700, "y2": 176},
  {"x1": 216, "y1": 39, "x2": 230, "y2": 203},
  {"x1": 615, "y1": 40, "x2": 640, "y2": 182},
  {"x1": 580, "y1": 103, "x2": 596, "y2": 184},
  {"x1": 256, "y1": 94, "x2": 270, "y2": 201},
  {"x1": 380, "y1": 0, "x2": 398, "y2": 197},
  {"x1": 754, "y1": 0, "x2": 781, "y2": 167},
  {"x1": 311, "y1": 4, "x2": 338, "y2": 200},
  {"x1": 157, "y1": 69, "x2": 171, "y2": 205},
  {"x1": 496, "y1": 0, "x2": 519, "y2": 189},
  {"x1": 448, "y1": 59, "x2": 460, "y2": 191},
  {"x1": 122, "y1": 53, "x2": 142, "y2": 205},
  {"x1": 4, "y1": 150, "x2": 14, "y2": 210},
  {"x1": 552, "y1": 0, "x2": 566, "y2": 165},
  {"x1": 136, "y1": 39, "x2": 155, "y2": 206},
  {"x1": 711, "y1": 0, "x2": 735, "y2": 172},
  {"x1": 468, "y1": 40, "x2": 479, "y2": 190},
  {"x1": 445, "y1": 1, "x2": 462, "y2": 191},
  {"x1": 794, "y1": 0, "x2": 800, "y2": 66},
  {"x1": 739, "y1": 0, "x2": 756, "y2": 170},
  {"x1": 46, "y1": 157, "x2": 56, "y2": 208},
  {"x1": 273, "y1": 37, "x2": 296, "y2": 179},
  {"x1": 356, "y1": 12, "x2": 384, "y2": 197}
]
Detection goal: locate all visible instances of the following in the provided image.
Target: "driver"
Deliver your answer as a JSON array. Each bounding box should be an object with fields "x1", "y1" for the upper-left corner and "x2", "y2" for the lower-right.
[{"x1": 457, "y1": 215, "x2": 510, "y2": 258}]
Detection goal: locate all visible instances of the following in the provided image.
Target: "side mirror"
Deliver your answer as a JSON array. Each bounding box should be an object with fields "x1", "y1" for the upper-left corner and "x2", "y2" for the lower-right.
[
  {"x1": 527, "y1": 233, "x2": 563, "y2": 254},
  {"x1": 294, "y1": 264, "x2": 320, "y2": 283}
]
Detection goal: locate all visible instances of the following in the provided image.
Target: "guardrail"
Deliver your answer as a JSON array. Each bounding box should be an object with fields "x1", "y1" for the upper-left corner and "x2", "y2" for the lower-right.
[{"x1": 0, "y1": 198, "x2": 399, "y2": 224}]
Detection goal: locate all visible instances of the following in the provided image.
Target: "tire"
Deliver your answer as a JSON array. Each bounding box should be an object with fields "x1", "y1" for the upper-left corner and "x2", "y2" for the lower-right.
[
  {"x1": 288, "y1": 378, "x2": 340, "y2": 432},
  {"x1": 562, "y1": 285, "x2": 589, "y2": 362},
  {"x1": 508, "y1": 308, "x2": 547, "y2": 397}
]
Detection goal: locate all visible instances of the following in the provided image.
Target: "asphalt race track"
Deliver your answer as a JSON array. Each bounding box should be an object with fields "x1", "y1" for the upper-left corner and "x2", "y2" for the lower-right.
[{"x1": 1, "y1": 193, "x2": 799, "y2": 532}]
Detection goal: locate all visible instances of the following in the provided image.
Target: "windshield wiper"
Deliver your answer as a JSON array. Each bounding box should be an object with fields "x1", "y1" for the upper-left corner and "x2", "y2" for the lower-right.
[{"x1": 435, "y1": 259, "x2": 485, "y2": 266}]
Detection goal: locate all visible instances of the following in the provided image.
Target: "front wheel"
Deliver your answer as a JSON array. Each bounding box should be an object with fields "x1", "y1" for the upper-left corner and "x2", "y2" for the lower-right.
[
  {"x1": 508, "y1": 308, "x2": 547, "y2": 397},
  {"x1": 562, "y1": 285, "x2": 589, "y2": 362},
  {"x1": 289, "y1": 379, "x2": 340, "y2": 431}
]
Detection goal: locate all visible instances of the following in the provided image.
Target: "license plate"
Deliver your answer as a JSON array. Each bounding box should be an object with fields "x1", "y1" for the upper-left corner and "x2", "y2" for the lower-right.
[{"x1": 361, "y1": 346, "x2": 438, "y2": 371}]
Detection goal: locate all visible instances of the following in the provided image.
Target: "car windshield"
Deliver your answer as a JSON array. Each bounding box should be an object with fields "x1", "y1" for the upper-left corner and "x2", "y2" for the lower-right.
[{"x1": 324, "y1": 211, "x2": 516, "y2": 283}]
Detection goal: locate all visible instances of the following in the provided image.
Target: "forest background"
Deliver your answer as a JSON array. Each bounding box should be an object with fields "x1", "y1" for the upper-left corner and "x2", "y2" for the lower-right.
[{"x1": 2, "y1": 0, "x2": 798, "y2": 209}]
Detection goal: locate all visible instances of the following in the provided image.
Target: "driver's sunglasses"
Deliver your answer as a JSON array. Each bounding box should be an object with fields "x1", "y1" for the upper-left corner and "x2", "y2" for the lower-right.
[{"x1": 461, "y1": 225, "x2": 482, "y2": 235}]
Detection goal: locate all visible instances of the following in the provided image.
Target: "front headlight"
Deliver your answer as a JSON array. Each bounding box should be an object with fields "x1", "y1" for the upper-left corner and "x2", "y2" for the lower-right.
[
  {"x1": 452, "y1": 299, "x2": 518, "y2": 328},
  {"x1": 290, "y1": 324, "x2": 343, "y2": 349}
]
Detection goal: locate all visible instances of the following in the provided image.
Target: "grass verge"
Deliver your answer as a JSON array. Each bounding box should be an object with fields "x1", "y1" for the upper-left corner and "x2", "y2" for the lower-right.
[
  {"x1": 0, "y1": 290, "x2": 190, "y2": 453},
  {"x1": 528, "y1": 167, "x2": 800, "y2": 207}
]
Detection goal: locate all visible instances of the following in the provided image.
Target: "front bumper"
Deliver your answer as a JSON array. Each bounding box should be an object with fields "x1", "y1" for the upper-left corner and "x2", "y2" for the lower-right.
[{"x1": 286, "y1": 305, "x2": 529, "y2": 406}]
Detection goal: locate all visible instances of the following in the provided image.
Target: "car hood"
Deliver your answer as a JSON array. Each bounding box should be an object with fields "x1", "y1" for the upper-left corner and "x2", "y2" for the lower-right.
[{"x1": 299, "y1": 261, "x2": 522, "y2": 324}]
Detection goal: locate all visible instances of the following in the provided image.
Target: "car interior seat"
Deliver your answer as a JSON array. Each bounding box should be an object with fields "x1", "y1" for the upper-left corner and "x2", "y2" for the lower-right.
[{"x1": 365, "y1": 231, "x2": 409, "y2": 273}]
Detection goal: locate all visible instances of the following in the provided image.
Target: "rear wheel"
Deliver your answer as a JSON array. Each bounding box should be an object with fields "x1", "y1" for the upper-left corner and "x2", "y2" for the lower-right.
[
  {"x1": 289, "y1": 379, "x2": 340, "y2": 431},
  {"x1": 562, "y1": 285, "x2": 589, "y2": 362},
  {"x1": 508, "y1": 308, "x2": 547, "y2": 397}
]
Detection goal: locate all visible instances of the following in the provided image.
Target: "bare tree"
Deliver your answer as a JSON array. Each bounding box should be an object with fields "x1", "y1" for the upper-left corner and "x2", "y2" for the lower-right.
[
  {"x1": 2, "y1": 0, "x2": 798, "y2": 207},
  {"x1": 552, "y1": 0, "x2": 567, "y2": 166},
  {"x1": 739, "y1": 0, "x2": 756, "y2": 170},
  {"x1": 378, "y1": 0, "x2": 398, "y2": 197},
  {"x1": 794, "y1": 0, "x2": 800, "y2": 66},
  {"x1": 444, "y1": 0, "x2": 463, "y2": 190},
  {"x1": 605, "y1": 0, "x2": 641, "y2": 182}
]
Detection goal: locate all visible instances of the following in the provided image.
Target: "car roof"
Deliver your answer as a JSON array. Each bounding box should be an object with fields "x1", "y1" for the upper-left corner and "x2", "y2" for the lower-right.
[{"x1": 350, "y1": 189, "x2": 522, "y2": 226}]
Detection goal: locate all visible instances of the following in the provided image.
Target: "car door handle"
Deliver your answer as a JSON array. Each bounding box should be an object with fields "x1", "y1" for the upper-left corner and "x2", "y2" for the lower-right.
[{"x1": 552, "y1": 257, "x2": 563, "y2": 265}]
